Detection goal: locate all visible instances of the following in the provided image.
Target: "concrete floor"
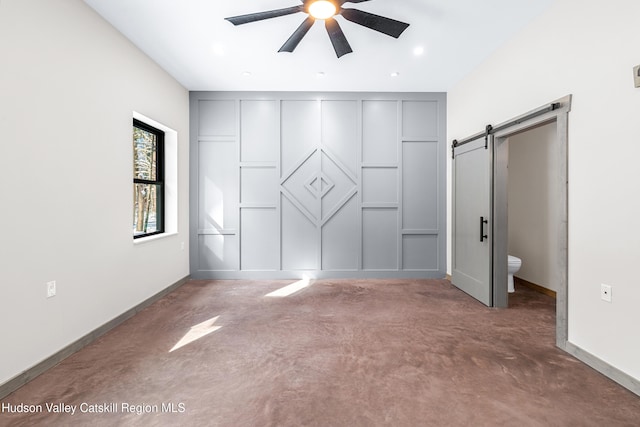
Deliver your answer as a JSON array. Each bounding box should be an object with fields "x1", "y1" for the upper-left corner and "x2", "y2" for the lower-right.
[{"x1": 2, "y1": 279, "x2": 639, "y2": 426}]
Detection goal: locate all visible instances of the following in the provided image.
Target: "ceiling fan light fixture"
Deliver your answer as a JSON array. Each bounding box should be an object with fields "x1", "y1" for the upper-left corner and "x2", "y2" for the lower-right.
[
  {"x1": 308, "y1": 1, "x2": 337, "y2": 20},
  {"x1": 225, "y1": 0, "x2": 410, "y2": 57}
]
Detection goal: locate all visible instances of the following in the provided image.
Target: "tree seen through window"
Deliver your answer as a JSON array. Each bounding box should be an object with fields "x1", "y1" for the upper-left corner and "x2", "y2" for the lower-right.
[{"x1": 133, "y1": 119, "x2": 164, "y2": 238}]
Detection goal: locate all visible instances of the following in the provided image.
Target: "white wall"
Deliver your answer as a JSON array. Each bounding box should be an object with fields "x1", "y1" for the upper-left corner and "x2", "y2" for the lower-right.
[
  {"x1": 0, "y1": 0, "x2": 189, "y2": 385},
  {"x1": 448, "y1": 0, "x2": 640, "y2": 381},
  {"x1": 508, "y1": 123, "x2": 561, "y2": 292}
]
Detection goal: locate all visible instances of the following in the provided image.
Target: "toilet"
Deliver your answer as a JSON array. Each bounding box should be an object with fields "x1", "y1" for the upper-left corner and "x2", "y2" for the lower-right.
[{"x1": 507, "y1": 255, "x2": 522, "y2": 293}]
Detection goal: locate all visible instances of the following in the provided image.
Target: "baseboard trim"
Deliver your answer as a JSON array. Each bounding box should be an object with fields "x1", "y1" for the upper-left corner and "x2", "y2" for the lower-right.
[
  {"x1": 0, "y1": 275, "x2": 190, "y2": 400},
  {"x1": 561, "y1": 341, "x2": 640, "y2": 397},
  {"x1": 514, "y1": 276, "x2": 556, "y2": 298}
]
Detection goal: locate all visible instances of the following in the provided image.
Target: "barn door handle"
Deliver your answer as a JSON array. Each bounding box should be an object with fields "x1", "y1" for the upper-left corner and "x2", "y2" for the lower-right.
[{"x1": 480, "y1": 216, "x2": 488, "y2": 242}]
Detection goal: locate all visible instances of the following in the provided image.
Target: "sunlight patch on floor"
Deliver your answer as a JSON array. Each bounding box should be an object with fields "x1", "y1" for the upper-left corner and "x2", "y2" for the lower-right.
[
  {"x1": 265, "y1": 276, "x2": 313, "y2": 298},
  {"x1": 170, "y1": 316, "x2": 222, "y2": 353}
]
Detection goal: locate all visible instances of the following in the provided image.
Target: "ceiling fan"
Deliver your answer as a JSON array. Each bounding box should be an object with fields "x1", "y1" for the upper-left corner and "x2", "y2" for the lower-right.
[{"x1": 225, "y1": 0, "x2": 410, "y2": 58}]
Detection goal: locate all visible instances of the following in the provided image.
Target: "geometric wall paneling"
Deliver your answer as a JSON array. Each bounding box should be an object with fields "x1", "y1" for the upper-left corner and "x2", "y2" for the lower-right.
[
  {"x1": 402, "y1": 100, "x2": 439, "y2": 140},
  {"x1": 281, "y1": 193, "x2": 318, "y2": 271},
  {"x1": 241, "y1": 166, "x2": 278, "y2": 206},
  {"x1": 402, "y1": 141, "x2": 439, "y2": 231},
  {"x1": 321, "y1": 100, "x2": 358, "y2": 176},
  {"x1": 363, "y1": 100, "x2": 398, "y2": 165},
  {"x1": 362, "y1": 207, "x2": 400, "y2": 270},
  {"x1": 281, "y1": 149, "x2": 321, "y2": 222},
  {"x1": 362, "y1": 167, "x2": 398, "y2": 205},
  {"x1": 198, "y1": 100, "x2": 236, "y2": 137},
  {"x1": 402, "y1": 234, "x2": 439, "y2": 270},
  {"x1": 400, "y1": 99, "x2": 441, "y2": 272},
  {"x1": 240, "y1": 100, "x2": 278, "y2": 163},
  {"x1": 320, "y1": 150, "x2": 357, "y2": 221},
  {"x1": 281, "y1": 100, "x2": 319, "y2": 174},
  {"x1": 241, "y1": 207, "x2": 279, "y2": 271},
  {"x1": 198, "y1": 140, "x2": 238, "y2": 233},
  {"x1": 321, "y1": 195, "x2": 359, "y2": 271},
  {"x1": 190, "y1": 92, "x2": 446, "y2": 279},
  {"x1": 198, "y1": 234, "x2": 239, "y2": 271}
]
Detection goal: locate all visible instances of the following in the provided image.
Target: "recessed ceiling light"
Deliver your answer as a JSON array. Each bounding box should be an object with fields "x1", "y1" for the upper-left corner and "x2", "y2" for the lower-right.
[
  {"x1": 309, "y1": 1, "x2": 337, "y2": 20},
  {"x1": 413, "y1": 46, "x2": 425, "y2": 56},
  {"x1": 316, "y1": 71, "x2": 326, "y2": 78},
  {"x1": 242, "y1": 71, "x2": 252, "y2": 77},
  {"x1": 390, "y1": 72, "x2": 400, "y2": 77}
]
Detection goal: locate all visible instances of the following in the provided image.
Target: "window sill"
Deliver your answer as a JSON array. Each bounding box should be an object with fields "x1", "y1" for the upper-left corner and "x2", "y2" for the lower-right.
[{"x1": 133, "y1": 232, "x2": 177, "y2": 245}]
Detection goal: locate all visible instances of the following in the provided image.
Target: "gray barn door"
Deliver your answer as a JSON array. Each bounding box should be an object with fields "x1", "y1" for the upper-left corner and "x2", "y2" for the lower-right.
[{"x1": 452, "y1": 135, "x2": 492, "y2": 306}]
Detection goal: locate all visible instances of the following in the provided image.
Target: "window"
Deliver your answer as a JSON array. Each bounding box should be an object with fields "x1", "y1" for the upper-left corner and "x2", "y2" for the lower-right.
[{"x1": 133, "y1": 119, "x2": 164, "y2": 238}]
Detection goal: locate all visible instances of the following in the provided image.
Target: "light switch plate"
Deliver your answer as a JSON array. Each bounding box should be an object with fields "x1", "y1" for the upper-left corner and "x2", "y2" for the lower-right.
[{"x1": 634, "y1": 65, "x2": 640, "y2": 88}]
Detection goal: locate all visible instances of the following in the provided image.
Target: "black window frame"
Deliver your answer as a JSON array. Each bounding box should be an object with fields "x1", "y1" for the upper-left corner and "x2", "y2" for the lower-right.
[{"x1": 133, "y1": 118, "x2": 165, "y2": 239}]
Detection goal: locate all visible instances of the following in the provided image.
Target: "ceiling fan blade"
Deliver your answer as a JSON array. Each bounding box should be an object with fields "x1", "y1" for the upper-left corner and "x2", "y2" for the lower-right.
[
  {"x1": 341, "y1": 0, "x2": 372, "y2": 3},
  {"x1": 279, "y1": 16, "x2": 316, "y2": 53},
  {"x1": 225, "y1": 6, "x2": 304, "y2": 26},
  {"x1": 325, "y1": 18, "x2": 353, "y2": 58},
  {"x1": 340, "y1": 8, "x2": 410, "y2": 38}
]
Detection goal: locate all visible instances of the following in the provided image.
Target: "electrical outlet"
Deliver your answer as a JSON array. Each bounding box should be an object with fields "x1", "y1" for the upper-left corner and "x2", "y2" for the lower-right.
[
  {"x1": 47, "y1": 281, "x2": 56, "y2": 298},
  {"x1": 180, "y1": 241, "x2": 185, "y2": 251},
  {"x1": 634, "y1": 65, "x2": 640, "y2": 88},
  {"x1": 600, "y1": 284, "x2": 612, "y2": 303}
]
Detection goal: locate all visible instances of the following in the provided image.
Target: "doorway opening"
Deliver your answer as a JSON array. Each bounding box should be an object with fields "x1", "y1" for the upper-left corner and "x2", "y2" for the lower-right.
[
  {"x1": 506, "y1": 122, "x2": 560, "y2": 299},
  {"x1": 492, "y1": 95, "x2": 571, "y2": 348}
]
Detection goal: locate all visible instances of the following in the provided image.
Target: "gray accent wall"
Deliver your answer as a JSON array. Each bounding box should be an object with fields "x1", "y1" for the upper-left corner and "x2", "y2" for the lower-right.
[{"x1": 190, "y1": 92, "x2": 446, "y2": 279}]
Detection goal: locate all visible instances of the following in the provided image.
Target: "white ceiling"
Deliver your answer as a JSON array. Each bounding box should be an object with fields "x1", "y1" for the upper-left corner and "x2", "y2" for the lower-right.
[{"x1": 83, "y1": 0, "x2": 554, "y2": 92}]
